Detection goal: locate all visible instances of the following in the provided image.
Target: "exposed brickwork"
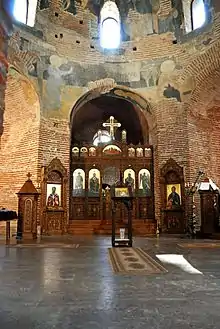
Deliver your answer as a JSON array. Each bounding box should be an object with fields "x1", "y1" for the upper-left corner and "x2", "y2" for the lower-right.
[
  {"x1": 48, "y1": 2, "x2": 89, "y2": 38},
  {"x1": 0, "y1": 3, "x2": 13, "y2": 137},
  {"x1": 37, "y1": 118, "x2": 70, "y2": 225},
  {"x1": 158, "y1": 0, "x2": 172, "y2": 17},
  {"x1": 152, "y1": 98, "x2": 188, "y2": 224},
  {"x1": 209, "y1": 118, "x2": 220, "y2": 186},
  {"x1": 0, "y1": 71, "x2": 40, "y2": 211}
]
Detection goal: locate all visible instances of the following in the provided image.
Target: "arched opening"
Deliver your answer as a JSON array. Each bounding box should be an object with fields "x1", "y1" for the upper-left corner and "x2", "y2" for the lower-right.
[
  {"x1": 71, "y1": 94, "x2": 149, "y2": 146},
  {"x1": 69, "y1": 90, "x2": 156, "y2": 235}
]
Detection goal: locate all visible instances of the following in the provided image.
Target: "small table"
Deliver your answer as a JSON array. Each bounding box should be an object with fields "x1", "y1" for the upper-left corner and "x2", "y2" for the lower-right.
[{"x1": 0, "y1": 209, "x2": 18, "y2": 243}]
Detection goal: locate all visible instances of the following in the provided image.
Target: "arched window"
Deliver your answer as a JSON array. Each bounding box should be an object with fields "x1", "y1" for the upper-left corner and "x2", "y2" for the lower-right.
[
  {"x1": 100, "y1": 1, "x2": 121, "y2": 49},
  {"x1": 13, "y1": 0, "x2": 38, "y2": 27},
  {"x1": 191, "y1": 0, "x2": 206, "y2": 30}
]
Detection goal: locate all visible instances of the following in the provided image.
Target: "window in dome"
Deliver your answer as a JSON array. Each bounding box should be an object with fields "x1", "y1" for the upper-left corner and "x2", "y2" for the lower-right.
[
  {"x1": 13, "y1": 0, "x2": 38, "y2": 27},
  {"x1": 191, "y1": 0, "x2": 206, "y2": 30},
  {"x1": 100, "y1": 1, "x2": 121, "y2": 49}
]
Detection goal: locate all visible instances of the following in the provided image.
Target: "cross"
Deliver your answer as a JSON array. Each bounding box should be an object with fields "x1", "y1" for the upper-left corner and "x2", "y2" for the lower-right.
[{"x1": 102, "y1": 116, "x2": 121, "y2": 140}]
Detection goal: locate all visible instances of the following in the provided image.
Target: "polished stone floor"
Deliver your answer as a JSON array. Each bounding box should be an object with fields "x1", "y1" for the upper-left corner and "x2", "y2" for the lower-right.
[{"x1": 1, "y1": 236, "x2": 220, "y2": 328}]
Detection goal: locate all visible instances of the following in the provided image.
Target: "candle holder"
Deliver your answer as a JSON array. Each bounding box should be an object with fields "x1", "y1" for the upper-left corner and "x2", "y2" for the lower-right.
[{"x1": 185, "y1": 170, "x2": 204, "y2": 238}]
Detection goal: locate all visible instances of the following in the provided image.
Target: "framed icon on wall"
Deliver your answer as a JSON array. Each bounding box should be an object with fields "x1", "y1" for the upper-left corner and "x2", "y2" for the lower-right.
[
  {"x1": 73, "y1": 169, "x2": 85, "y2": 196},
  {"x1": 166, "y1": 184, "x2": 181, "y2": 209},
  {"x1": 138, "y1": 169, "x2": 151, "y2": 196},
  {"x1": 123, "y1": 169, "x2": 135, "y2": 191},
  {"x1": 46, "y1": 184, "x2": 61, "y2": 207},
  {"x1": 114, "y1": 187, "x2": 130, "y2": 198},
  {"x1": 88, "y1": 169, "x2": 100, "y2": 196}
]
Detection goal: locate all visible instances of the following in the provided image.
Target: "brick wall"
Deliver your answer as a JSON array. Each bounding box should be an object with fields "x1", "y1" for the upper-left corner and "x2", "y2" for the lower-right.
[
  {"x1": 152, "y1": 99, "x2": 188, "y2": 223},
  {"x1": 0, "y1": 70, "x2": 40, "y2": 211},
  {"x1": 38, "y1": 117, "x2": 70, "y2": 170},
  {"x1": 0, "y1": 3, "x2": 13, "y2": 137},
  {"x1": 37, "y1": 117, "x2": 70, "y2": 222},
  {"x1": 209, "y1": 117, "x2": 220, "y2": 186}
]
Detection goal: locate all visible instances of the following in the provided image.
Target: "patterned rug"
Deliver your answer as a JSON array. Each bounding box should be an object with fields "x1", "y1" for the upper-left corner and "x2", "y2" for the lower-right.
[
  {"x1": 178, "y1": 243, "x2": 220, "y2": 248},
  {"x1": 9, "y1": 243, "x2": 80, "y2": 248},
  {"x1": 108, "y1": 247, "x2": 167, "y2": 274}
]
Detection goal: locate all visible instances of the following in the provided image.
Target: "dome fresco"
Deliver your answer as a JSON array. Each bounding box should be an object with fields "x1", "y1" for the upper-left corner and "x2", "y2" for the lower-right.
[
  {"x1": 6, "y1": 0, "x2": 214, "y2": 108},
  {"x1": 3, "y1": 0, "x2": 220, "y2": 117}
]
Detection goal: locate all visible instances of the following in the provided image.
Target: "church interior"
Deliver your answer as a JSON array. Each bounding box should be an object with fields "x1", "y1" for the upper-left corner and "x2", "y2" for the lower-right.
[
  {"x1": 1, "y1": 0, "x2": 220, "y2": 238},
  {"x1": 1, "y1": 0, "x2": 220, "y2": 328}
]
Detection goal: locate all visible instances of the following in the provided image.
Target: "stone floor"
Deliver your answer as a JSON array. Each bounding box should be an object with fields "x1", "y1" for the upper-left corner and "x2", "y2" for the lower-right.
[{"x1": 1, "y1": 236, "x2": 220, "y2": 328}]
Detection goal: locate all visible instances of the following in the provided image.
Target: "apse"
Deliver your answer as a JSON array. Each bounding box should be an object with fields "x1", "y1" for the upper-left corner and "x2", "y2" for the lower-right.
[{"x1": 71, "y1": 95, "x2": 147, "y2": 146}]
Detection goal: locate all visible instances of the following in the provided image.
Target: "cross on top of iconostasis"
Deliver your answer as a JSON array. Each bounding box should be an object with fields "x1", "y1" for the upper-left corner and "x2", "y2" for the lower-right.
[{"x1": 102, "y1": 116, "x2": 121, "y2": 140}]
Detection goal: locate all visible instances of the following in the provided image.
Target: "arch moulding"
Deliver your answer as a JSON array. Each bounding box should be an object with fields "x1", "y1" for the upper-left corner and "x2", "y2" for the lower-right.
[{"x1": 69, "y1": 78, "x2": 156, "y2": 137}]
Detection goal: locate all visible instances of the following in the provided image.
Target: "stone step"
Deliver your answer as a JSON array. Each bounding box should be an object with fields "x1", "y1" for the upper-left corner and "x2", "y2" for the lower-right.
[{"x1": 68, "y1": 219, "x2": 156, "y2": 235}]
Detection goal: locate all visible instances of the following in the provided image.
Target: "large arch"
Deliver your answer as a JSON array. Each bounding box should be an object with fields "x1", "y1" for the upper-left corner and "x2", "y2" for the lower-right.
[
  {"x1": 69, "y1": 84, "x2": 155, "y2": 145},
  {"x1": 68, "y1": 84, "x2": 158, "y2": 235}
]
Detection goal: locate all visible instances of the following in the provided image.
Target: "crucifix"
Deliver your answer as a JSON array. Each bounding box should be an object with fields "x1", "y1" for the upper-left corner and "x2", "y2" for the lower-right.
[{"x1": 102, "y1": 116, "x2": 121, "y2": 140}]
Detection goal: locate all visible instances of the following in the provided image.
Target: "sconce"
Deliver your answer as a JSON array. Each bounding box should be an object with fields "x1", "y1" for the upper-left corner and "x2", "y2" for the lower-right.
[
  {"x1": 185, "y1": 170, "x2": 204, "y2": 196},
  {"x1": 185, "y1": 182, "x2": 197, "y2": 195}
]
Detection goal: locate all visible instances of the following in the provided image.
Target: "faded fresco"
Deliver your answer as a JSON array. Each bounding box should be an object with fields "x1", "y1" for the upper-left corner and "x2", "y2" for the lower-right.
[{"x1": 43, "y1": 55, "x2": 73, "y2": 112}]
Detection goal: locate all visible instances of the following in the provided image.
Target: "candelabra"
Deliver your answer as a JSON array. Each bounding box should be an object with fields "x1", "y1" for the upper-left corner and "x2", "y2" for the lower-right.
[{"x1": 185, "y1": 170, "x2": 204, "y2": 238}]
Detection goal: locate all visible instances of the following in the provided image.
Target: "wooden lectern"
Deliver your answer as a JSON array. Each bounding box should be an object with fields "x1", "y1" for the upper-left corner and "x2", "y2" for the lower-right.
[{"x1": 111, "y1": 186, "x2": 133, "y2": 247}]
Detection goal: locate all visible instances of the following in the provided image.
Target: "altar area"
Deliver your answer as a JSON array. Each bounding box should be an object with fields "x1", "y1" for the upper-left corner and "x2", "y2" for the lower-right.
[{"x1": 68, "y1": 116, "x2": 156, "y2": 235}]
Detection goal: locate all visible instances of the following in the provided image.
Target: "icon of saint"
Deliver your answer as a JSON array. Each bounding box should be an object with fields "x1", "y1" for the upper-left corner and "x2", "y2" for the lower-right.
[
  {"x1": 89, "y1": 172, "x2": 99, "y2": 193},
  {"x1": 140, "y1": 172, "x2": 150, "y2": 195},
  {"x1": 125, "y1": 172, "x2": 134, "y2": 190},
  {"x1": 167, "y1": 186, "x2": 181, "y2": 209},
  {"x1": 75, "y1": 172, "x2": 83, "y2": 191},
  {"x1": 47, "y1": 186, "x2": 60, "y2": 207}
]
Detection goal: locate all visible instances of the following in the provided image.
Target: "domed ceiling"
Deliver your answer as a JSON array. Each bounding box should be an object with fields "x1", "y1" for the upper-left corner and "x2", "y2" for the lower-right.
[
  {"x1": 39, "y1": 0, "x2": 184, "y2": 39},
  {"x1": 61, "y1": 0, "x2": 156, "y2": 16}
]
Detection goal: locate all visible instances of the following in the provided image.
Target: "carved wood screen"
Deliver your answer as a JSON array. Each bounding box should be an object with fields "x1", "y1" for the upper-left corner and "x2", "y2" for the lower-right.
[
  {"x1": 160, "y1": 158, "x2": 185, "y2": 233},
  {"x1": 200, "y1": 191, "x2": 219, "y2": 235},
  {"x1": 41, "y1": 158, "x2": 68, "y2": 235},
  {"x1": 70, "y1": 143, "x2": 154, "y2": 223}
]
